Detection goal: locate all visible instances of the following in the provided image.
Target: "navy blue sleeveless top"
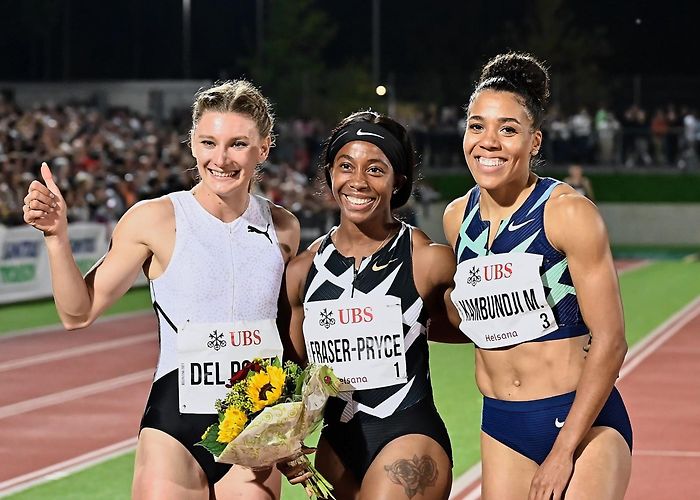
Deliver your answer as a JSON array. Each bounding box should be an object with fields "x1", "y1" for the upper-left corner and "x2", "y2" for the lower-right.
[{"x1": 454, "y1": 177, "x2": 588, "y2": 343}]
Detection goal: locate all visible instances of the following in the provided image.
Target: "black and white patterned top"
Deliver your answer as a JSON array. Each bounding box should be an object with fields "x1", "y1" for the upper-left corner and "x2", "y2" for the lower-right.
[{"x1": 303, "y1": 222, "x2": 433, "y2": 422}]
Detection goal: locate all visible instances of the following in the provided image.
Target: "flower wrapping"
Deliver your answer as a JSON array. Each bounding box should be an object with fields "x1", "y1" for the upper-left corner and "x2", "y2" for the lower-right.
[{"x1": 197, "y1": 358, "x2": 340, "y2": 497}]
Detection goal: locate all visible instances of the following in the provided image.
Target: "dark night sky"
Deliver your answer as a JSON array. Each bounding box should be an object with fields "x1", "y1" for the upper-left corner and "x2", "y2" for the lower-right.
[{"x1": 0, "y1": 1, "x2": 697, "y2": 100}]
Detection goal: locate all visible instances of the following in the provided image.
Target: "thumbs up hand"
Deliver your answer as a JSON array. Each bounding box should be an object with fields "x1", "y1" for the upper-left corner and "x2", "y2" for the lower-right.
[{"x1": 23, "y1": 162, "x2": 68, "y2": 237}]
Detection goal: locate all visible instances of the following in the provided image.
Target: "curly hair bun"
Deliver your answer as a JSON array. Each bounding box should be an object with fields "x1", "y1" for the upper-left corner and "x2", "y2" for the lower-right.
[{"x1": 479, "y1": 52, "x2": 550, "y2": 109}]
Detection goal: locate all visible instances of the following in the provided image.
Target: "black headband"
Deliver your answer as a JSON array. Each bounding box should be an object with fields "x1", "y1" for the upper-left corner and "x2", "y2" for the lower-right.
[{"x1": 326, "y1": 121, "x2": 407, "y2": 176}]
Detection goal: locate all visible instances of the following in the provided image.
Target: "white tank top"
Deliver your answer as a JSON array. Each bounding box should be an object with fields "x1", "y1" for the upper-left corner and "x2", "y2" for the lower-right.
[{"x1": 149, "y1": 191, "x2": 285, "y2": 381}]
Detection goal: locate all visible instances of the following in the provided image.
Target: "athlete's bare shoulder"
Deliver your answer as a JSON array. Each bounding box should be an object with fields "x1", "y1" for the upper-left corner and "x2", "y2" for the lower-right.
[
  {"x1": 285, "y1": 242, "x2": 320, "y2": 305},
  {"x1": 547, "y1": 182, "x2": 599, "y2": 222},
  {"x1": 546, "y1": 183, "x2": 606, "y2": 253},
  {"x1": 111, "y1": 195, "x2": 175, "y2": 244},
  {"x1": 410, "y1": 226, "x2": 456, "y2": 291},
  {"x1": 267, "y1": 199, "x2": 301, "y2": 261},
  {"x1": 443, "y1": 193, "x2": 470, "y2": 221},
  {"x1": 268, "y1": 199, "x2": 299, "y2": 231},
  {"x1": 287, "y1": 237, "x2": 322, "y2": 280},
  {"x1": 410, "y1": 226, "x2": 450, "y2": 256},
  {"x1": 443, "y1": 191, "x2": 472, "y2": 247}
]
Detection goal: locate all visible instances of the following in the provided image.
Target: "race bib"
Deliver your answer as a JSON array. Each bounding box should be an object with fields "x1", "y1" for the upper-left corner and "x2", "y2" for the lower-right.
[
  {"x1": 303, "y1": 296, "x2": 406, "y2": 391},
  {"x1": 451, "y1": 253, "x2": 558, "y2": 348},
  {"x1": 177, "y1": 319, "x2": 283, "y2": 413}
]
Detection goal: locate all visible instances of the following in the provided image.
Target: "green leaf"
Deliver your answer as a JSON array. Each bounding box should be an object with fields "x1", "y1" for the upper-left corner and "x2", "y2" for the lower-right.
[
  {"x1": 196, "y1": 423, "x2": 227, "y2": 457},
  {"x1": 294, "y1": 370, "x2": 305, "y2": 397}
]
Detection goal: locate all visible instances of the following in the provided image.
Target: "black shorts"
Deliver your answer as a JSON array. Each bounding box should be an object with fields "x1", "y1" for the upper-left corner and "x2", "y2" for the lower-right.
[
  {"x1": 321, "y1": 396, "x2": 453, "y2": 482},
  {"x1": 140, "y1": 369, "x2": 231, "y2": 484}
]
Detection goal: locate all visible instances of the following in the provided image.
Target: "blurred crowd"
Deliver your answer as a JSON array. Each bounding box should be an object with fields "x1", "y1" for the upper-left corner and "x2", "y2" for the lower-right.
[
  {"x1": 0, "y1": 96, "x2": 437, "y2": 241},
  {"x1": 397, "y1": 102, "x2": 700, "y2": 170},
  {"x1": 541, "y1": 104, "x2": 699, "y2": 169},
  {"x1": 1, "y1": 98, "x2": 194, "y2": 227},
  {"x1": 1, "y1": 97, "x2": 697, "y2": 233}
]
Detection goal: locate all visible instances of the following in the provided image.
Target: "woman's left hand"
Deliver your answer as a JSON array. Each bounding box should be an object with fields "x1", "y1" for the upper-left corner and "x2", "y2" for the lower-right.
[{"x1": 528, "y1": 449, "x2": 574, "y2": 500}]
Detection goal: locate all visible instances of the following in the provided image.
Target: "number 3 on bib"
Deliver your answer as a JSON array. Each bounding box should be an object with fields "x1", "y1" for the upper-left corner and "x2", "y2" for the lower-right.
[{"x1": 540, "y1": 312, "x2": 551, "y2": 329}]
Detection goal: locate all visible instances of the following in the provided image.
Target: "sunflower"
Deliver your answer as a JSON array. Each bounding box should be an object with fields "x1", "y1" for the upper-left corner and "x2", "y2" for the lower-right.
[
  {"x1": 247, "y1": 365, "x2": 286, "y2": 412},
  {"x1": 217, "y1": 406, "x2": 248, "y2": 443}
]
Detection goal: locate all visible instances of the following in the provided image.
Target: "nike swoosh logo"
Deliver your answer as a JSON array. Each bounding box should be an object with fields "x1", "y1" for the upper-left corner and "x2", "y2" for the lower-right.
[
  {"x1": 372, "y1": 258, "x2": 398, "y2": 271},
  {"x1": 554, "y1": 418, "x2": 565, "y2": 428},
  {"x1": 357, "y1": 129, "x2": 384, "y2": 139},
  {"x1": 507, "y1": 219, "x2": 535, "y2": 232}
]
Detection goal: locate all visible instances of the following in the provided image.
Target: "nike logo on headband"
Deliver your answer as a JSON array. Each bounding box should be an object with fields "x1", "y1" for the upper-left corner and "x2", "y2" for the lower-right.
[{"x1": 356, "y1": 129, "x2": 384, "y2": 139}]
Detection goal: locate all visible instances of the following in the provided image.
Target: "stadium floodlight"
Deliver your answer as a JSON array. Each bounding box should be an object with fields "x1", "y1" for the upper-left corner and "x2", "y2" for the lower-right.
[{"x1": 375, "y1": 85, "x2": 387, "y2": 97}]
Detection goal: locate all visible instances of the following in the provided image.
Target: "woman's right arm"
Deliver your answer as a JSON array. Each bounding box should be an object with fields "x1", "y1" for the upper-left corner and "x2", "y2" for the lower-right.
[
  {"x1": 442, "y1": 196, "x2": 467, "y2": 249},
  {"x1": 24, "y1": 163, "x2": 156, "y2": 329},
  {"x1": 440, "y1": 196, "x2": 469, "y2": 332}
]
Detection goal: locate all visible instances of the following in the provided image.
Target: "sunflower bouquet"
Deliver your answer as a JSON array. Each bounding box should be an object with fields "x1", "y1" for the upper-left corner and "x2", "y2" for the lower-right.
[{"x1": 197, "y1": 357, "x2": 340, "y2": 499}]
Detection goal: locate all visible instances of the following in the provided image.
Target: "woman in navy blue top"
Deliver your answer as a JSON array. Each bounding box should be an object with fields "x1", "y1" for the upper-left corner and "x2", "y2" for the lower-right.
[{"x1": 444, "y1": 53, "x2": 632, "y2": 500}]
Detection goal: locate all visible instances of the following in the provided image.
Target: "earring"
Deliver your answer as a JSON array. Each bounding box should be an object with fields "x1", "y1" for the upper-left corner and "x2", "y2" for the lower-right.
[{"x1": 392, "y1": 188, "x2": 399, "y2": 194}]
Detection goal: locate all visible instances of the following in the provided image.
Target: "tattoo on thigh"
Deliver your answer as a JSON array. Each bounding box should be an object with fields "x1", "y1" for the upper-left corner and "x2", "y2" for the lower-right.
[{"x1": 384, "y1": 454, "x2": 438, "y2": 498}]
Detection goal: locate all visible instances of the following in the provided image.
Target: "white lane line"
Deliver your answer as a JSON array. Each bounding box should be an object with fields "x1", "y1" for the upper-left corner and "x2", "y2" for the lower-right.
[
  {"x1": 0, "y1": 333, "x2": 152, "y2": 372},
  {"x1": 620, "y1": 297, "x2": 700, "y2": 378},
  {"x1": 462, "y1": 485, "x2": 481, "y2": 500},
  {"x1": 0, "y1": 437, "x2": 137, "y2": 496},
  {"x1": 633, "y1": 450, "x2": 700, "y2": 458},
  {"x1": 449, "y1": 462, "x2": 481, "y2": 497},
  {"x1": 616, "y1": 259, "x2": 651, "y2": 274},
  {"x1": 449, "y1": 295, "x2": 700, "y2": 500},
  {"x1": 0, "y1": 309, "x2": 153, "y2": 340},
  {"x1": 0, "y1": 370, "x2": 153, "y2": 420}
]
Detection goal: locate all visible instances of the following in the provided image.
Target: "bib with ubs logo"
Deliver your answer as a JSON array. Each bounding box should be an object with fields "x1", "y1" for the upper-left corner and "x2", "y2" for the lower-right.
[
  {"x1": 452, "y1": 178, "x2": 589, "y2": 348},
  {"x1": 304, "y1": 295, "x2": 407, "y2": 391},
  {"x1": 451, "y1": 253, "x2": 558, "y2": 348},
  {"x1": 177, "y1": 319, "x2": 282, "y2": 413}
]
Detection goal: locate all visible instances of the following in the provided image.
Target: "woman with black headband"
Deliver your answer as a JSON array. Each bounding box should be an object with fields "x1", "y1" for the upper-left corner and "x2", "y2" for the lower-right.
[{"x1": 283, "y1": 110, "x2": 465, "y2": 499}]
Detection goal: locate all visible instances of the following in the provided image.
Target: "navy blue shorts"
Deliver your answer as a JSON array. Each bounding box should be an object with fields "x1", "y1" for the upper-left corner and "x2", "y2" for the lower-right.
[{"x1": 481, "y1": 387, "x2": 632, "y2": 465}]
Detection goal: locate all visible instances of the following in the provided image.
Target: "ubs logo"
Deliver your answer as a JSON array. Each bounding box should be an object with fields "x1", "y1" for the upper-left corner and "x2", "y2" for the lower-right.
[
  {"x1": 338, "y1": 307, "x2": 374, "y2": 324},
  {"x1": 319, "y1": 308, "x2": 336, "y2": 329},
  {"x1": 467, "y1": 266, "x2": 481, "y2": 287},
  {"x1": 318, "y1": 306, "x2": 375, "y2": 328},
  {"x1": 483, "y1": 263, "x2": 513, "y2": 281},
  {"x1": 207, "y1": 330, "x2": 227, "y2": 351},
  {"x1": 230, "y1": 329, "x2": 262, "y2": 346}
]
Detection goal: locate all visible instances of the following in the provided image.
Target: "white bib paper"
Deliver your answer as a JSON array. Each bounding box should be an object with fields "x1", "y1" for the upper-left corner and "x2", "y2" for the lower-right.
[
  {"x1": 177, "y1": 319, "x2": 282, "y2": 413},
  {"x1": 303, "y1": 295, "x2": 406, "y2": 391},
  {"x1": 451, "y1": 252, "x2": 558, "y2": 348}
]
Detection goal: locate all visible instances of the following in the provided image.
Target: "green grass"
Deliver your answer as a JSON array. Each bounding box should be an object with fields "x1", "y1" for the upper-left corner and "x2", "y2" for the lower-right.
[
  {"x1": 620, "y1": 261, "x2": 700, "y2": 346},
  {"x1": 4, "y1": 261, "x2": 700, "y2": 499},
  {"x1": 9, "y1": 453, "x2": 135, "y2": 500},
  {"x1": 612, "y1": 245, "x2": 700, "y2": 260},
  {"x1": 0, "y1": 286, "x2": 152, "y2": 335}
]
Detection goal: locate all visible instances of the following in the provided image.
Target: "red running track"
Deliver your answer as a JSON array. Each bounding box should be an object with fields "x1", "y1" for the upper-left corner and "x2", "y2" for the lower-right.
[
  {"x1": 3, "y1": 261, "x2": 696, "y2": 498},
  {"x1": 451, "y1": 296, "x2": 700, "y2": 499},
  {"x1": 619, "y1": 299, "x2": 700, "y2": 499},
  {"x1": 0, "y1": 313, "x2": 158, "y2": 494}
]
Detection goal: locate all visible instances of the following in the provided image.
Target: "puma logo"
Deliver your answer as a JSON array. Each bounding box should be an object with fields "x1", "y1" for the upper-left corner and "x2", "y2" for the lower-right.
[{"x1": 247, "y1": 223, "x2": 272, "y2": 244}]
